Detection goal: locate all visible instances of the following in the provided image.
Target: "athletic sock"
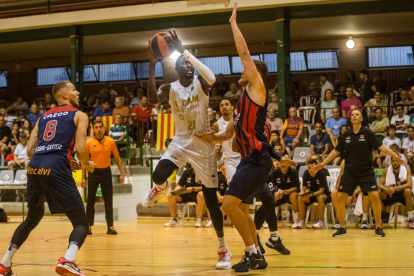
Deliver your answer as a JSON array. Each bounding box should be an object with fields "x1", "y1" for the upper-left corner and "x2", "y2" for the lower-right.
[
  {"x1": 1, "y1": 243, "x2": 19, "y2": 268},
  {"x1": 218, "y1": 237, "x2": 227, "y2": 250},
  {"x1": 256, "y1": 246, "x2": 261, "y2": 254},
  {"x1": 64, "y1": 242, "x2": 79, "y2": 262},
  {"x1": 270, "y1": 231, "x2": 279, "y2": 241},
  {"x1": 293, "y1": 212, "x2": 299, "y2": 224},
  {"x1": 245, "y1": 244, "x2": 257, "y2": 255},
  {"x1": 408, "y1": 212, "x2": 413, "y2": 219},
  {"x1": 362, "y1": 213, "x2": 368, "y2": 221}
]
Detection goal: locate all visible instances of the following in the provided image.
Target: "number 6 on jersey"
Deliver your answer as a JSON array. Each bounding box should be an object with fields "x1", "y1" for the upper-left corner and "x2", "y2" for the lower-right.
[{"x1": 43, "y1": 120, "x2": 58, "y2": 141}]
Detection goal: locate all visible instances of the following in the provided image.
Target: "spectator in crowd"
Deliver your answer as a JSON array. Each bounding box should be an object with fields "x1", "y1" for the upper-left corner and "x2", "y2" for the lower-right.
[
  {"x1": 402, "y1": 126, "x2": 414, "y2": 167},
  {"x1": 341, "y1": 86, "x2": 361, "y2": 119},
  {"x1": 325, "y1": 107, "x2": 346, "y2": 148},
  {"x1": 281, "y1": 107, "x2": 304, "y2": 156},
  {"x1": 309, "y1": 82, "x2": 319, "y2": 97},
  {"x1": 396, "y1": 89, "x2": 410, "y2": 114},
  {"x1": 224, "y1": 82, "x2": 241, "y2": 101},
  {"x1": 347, "y1": 70, "x2": 357, "y2": 87},
  {"x1": 310, "y1": 122, "x2": 331, "y2": 161},
  {"x1": 0, "y1": 108, "x2": 17, "y2": 128},
  {"x1": 391, "y1": 104, "x2": 410, "y2": 140},
  {"x1": 320, "y1": 89, "x2": 337, "y2": 123},
  {"x1": 49, "y1": 102, "x2": 57, "y2": 109},
  {"x1": 382, "y1": 124, "x2": 401, "y2": 148},
  {"x1": 26, "y1": 103, "x2": 41, "y2": 127},
  {"x1": 133, "y1": 79, "x2": 147, "y2": 95},
  {"x1": 371, "y1": 107, "x2": 389, "y2": 144},
  {"x1": 4, "y1": 145, "x2": 16, "y2": 168},
  {"x1": 164, "y1": 164, "x2": 206, "y2": 228},
  {"x1": 373, "y1": 71, "x2": 387, "y2": 94},
  {"x1": 0, "y1": 116, "x2": 10, "y2": 154},
  {"x1": 100, "y1": 81, "x2": 117, "y2": 100},
  {"x1": 364, "y1": 91, "x2": 387, "y2": 115},
  {"x1": 8, "y1": 122, "x2": 20, "y2": 147},
  {"x1": 319, "y1": 73, "x2": 334, "y2": 104},
  {"x1": 93, "y1": 100, "x2": 112, "y2": 117},
  {"x1": 83, "y1": 94, "x2": 96, "y2": 115},
  {"x1": 44, "y1": 93, "x2": 53, "y2": 109},
  {"x1": 266, "y1": 108, "x2": 283, "y2": 131},
  {"x1": 208, "y1": 109, "x2": 216, "y2": 126},
  {"x1": 269, "y1": 131, "x2": 286, "y2": 153},
  {"x1": 8, "y1": 132, "x2": 29, "y2": 170},
  {"x1": 337, "y1": 84, "x2": 347, "y2": 108},
  {"x1": 210, "y1": 87, "x2": 222, "y2": 112},
  {"x1": 130, "y1": 87, "x2": 145, "y2": 108},
  {"x1": 19, "y1": 119, "x2": 33, "y2": 138},
  {"x1": 267, "y1": 93, "x2": 278, "y2": 111},
  {"x1": 109, "y1": 114, "x2": 126, "y2": 142},
  {"x1": 132, "y1": 96, "x2": 155, "y2": 143},
  {"x1": 383, "y1": 144, "x2": 407, "y2": 168},
  {"x1": 346, "y1": 105, "x2": 368, "y2": 129},
  {"x1": 359, "y1": 69, "x2": 375, "y2": 105},
  {"x1": 8, "y1": 96, "x2": 28, "y2": 111},
  {"x1": 378, "y1": 157, "x2": 413, "y2": 228},
  {"x1": 333, "y1": 125, "x2": 349, "y2": 166},
  {"x1": 112, "y1": 97, "x2": 130, "y2": 120},
  {"x1": 213, "y1": 73, "x2": 230, "y2": 97},
  {"x1": 298, "y1": 159, "x2": 331, "y2": 229}
]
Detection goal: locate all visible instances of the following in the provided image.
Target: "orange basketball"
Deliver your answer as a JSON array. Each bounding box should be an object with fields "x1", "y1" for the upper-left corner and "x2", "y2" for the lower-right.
[{"x1": 148, "y1": 32, "x2": 175, "y2": 59}]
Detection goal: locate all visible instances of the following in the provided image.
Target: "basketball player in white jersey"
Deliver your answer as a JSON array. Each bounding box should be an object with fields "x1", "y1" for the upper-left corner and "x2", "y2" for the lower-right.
[{"x1": 142, "y1": 30, "x2": 231, "y2": 269}]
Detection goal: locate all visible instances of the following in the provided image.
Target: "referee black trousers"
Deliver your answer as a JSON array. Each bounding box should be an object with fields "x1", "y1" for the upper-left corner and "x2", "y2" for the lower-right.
[{"x1": 86, "y1": 167, "x2": 114, "y2": 227}]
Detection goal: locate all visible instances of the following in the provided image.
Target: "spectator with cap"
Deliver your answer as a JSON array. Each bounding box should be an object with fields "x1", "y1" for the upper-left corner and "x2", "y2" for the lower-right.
[
  {"x1": 325, "y1": 107, "x2": 346, "y2": 148},
  {"x1": 391, "y1": 103, "x2": 410, "y2": 140},
  {"x1": 371, "y1": 107, "x2": 389, "y2": 144},
  {"x1": 8, "y1": 132, "x2": 29, "y2": 170},
  {"x1": 266, "y1": 109, "x2": 283, "y2": 131},
  {"x1": 93, "y1": 100, "x2": 112, "y2": 117},
  {"x1": 280, "y1": 107, "x2": 304, "y2": 157},
  {"x1": 26, "y1": 103, "x2": 41, "y2": 127}
]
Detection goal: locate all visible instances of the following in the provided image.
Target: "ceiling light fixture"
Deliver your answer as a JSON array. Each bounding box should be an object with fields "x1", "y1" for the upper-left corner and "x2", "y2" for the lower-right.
[
  {"x1": 346, "y1": 36, "x2": 355, "y2": 49},
  {"x1": 169, "y1": 50, "x2": 181, "y2": 60}
]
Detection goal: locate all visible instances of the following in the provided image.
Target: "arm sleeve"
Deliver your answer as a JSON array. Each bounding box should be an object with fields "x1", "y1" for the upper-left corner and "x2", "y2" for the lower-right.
[
  {"x1": 183, "y1": 50, "x2": 215, "y2": 85},
  {"x1": 111, "y1": 140, "x2": 120, "y2": 158},
  {"x1": 368, "y1": 129, "x2": 381, "y2": 150}
]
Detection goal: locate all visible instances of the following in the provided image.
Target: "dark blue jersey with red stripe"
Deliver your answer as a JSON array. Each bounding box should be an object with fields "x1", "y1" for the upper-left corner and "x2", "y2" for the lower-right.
[
  {"x1": 33, "y1": 104, "x2": 79, "y2": 161},
  {"x1": 233, "y1": 90, "x2": 270, "y2": 159}
]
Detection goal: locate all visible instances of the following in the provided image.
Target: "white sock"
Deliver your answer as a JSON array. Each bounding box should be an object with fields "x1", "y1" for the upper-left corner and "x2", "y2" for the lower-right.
[
  {"x1": 245, "y1": 244, "x2": 257, "y2": 255},
  {"x1": 218, "y1": 237, "x2": 227, "y2": 250},
  {"x1": 408, "y1": 212, "x2": 413, "y2": 219},
  {"x1": 293, "y1": 212, "x2": 299, "y2": 224},
  {"x1": 197, "y1": 218, "x2": 202, "y2": 223},
  {"x1": 1, "y1": 243, "x2": 19, "y2": 268},
  {"x1": 362, "y1": 213, "x2": 368, "y2": 221},
  {"x1": 256, "y1": 246, "x2": 261, "y2": 254},
  {"x1": 64, "y1": 242, "x2": 79, "y2": 262},
  {"x1": 270, "y1": 231, "x2": 279, "y2": 241}
]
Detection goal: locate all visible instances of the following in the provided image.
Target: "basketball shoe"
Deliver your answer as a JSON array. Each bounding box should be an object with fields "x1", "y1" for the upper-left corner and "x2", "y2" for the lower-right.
[
  {"x1": 55, "y1": 257, "x2": 85, "y2": 276},
  {"x1": 107, "y1": 226, "x2": 117, "y2": 235},
  {"x1": 361, "y1": 220, "x2": 369, "y2": 229},
  {"x1": 408, "y1": 218, "x2": 414, "y2": 229},
  {"x1": 205, "y1": 220, "x2": 213, "y2": 228},
  {"x1": 265, "y1": 238, "x2": 290, "y2": 255},
  {"x1": 312, "y1": 220, "x2": 324, "y2": 229},
  {"x1": 216, "y1": 248, "x2": 231, "y2": 270},
  {"x1": 142, "y1": 179, "x2": 170, "y2": 208},
  {"x1": 233, "y1": 252, "x2": 267, "y2": 272},
  {"x1": 164, "y1": 218, "x2": 179, "y2": 227},
  {"x1": 297, "y1": 220, "x2": 306, "y2": 229},
  {"x1": 0, "y1": 263, "x2": 15, "y2": 276}
]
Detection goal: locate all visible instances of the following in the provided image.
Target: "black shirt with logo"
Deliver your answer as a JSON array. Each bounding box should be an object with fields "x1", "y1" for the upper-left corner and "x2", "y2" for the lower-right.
[
  {"x1": 268, "y1": 167, "x2": 300, "y2": 193},
  {"x1": 303, "y1": 170, "x2": 329, "y2": 195},
  {"x1": 335, "y1": 127, "x2": 381, "y2": 177},
  {"x1": 178, "y1": 168, "x2": 201, "y2": 188}
]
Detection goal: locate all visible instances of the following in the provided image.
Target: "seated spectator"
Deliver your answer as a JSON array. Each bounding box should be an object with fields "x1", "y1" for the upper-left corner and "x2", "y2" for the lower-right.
[
  {"x1": 346, "y1": 105, "x2": 368, "y2": 129},
  {"x1": 9, "y1": 132, "x2": 29, "y2": 170},
  {"x1": 396, "y1": 89, "x2": 410, "y2": 114},
  {"x1": 402, "y1": 126, "x2": 414, "y2": 168},
  {"x1": 130, "y1": 87, "x2": 145, "y2": 108},
  {"x1": 266, "y1": 108, "x2": 283, "y2": 131},
  {"x1": 8, "y1": 122, "x2": 20, "y2": 147},
  {"x1": 93, "y1": 100, "x2": 112, "y2": 117},
  {"x1": 164, "y1": 164, "x2": 206, "y2": 228},
  {"x1": 269, "y1": 131, "x2": 286, "y2": 153},
  {"x1": 210, "y1": 87, "x2": 222, "y2": 112},
  {"x1": 341, "y1": 86, "x2": 361, "y2": 119},
  {"x1": 382, "y1": 144, "x2": 407, "y2": 168},
  {"x1": 310, "y1": 122, "x2": 331, "y2": 161},
  {"x1": 44, "y1": 93, "x2": 53, "y2": 109},
  {"x1": 4, "y1": 145, "x2": 16, "y2": 168},
  {"x1": 112, "y1": 97, "x2": 130, "y2": 120},
  {"x1": 371, "y1": 107, "x2": 389, "y2": 144},
  {"x1": 83, "y1": 94, "x2": 96, "y2": 115},
  {"x1": 132, "y1": 95, "x2": 154, "y2": 123},
  {"x1": 391, "y1": 104, "x2": 410, "y2": 140},
  {"x1": 382, "y1": 125, "x2": 401, "y2": 148},
  {"x1": 213, "y1": 73, "x2": 230, "y2": 97},
  {"x1": 281, "y1": 107, "x2": 304, "y2": 156},
  {"x1": 267, "y1": 92, "x2": 278, "y2": 111},
  {"x1": 320, "y1": 89, "x2": 337, "y2": 123},
  {"x1": 319, "y1": 73, "x2": 334, "y2": 105},
  {"x1": 298, "y1": 159, "x2": 331, "y2": 229},
  {"x1": 26, "y1": 103, "x2": 41, "y2": 127},
  {"x1": 378, "y1": 157, "x2": 413, "y2": 229},
  {"x1": 208, "y1": 109, "x2": 216, "y2": 126},
  {"x1": 99, "y1": 81, "x2": 118, "y2": 101},
  {"x1": 0, "y1": 116, "x2": 10, "y2": 154},
  {"x1": 224, "y1": 83, "x2": 241, "y2": 101},
  {"x1": 364, "y1": 91, "x2": 387, "y2": 115},
  {"x1": 373, "y1": 71, "x2": 387, "y2": 94},
  {"x1": 268, "y1": 161, "x2": 300, "y2": 228},
  {"x1": 0, "y1": 108, "x2": 17, "y2": 128},
  {"x1": 8, "y1": 96, "x2": 28, "y2": 111},
  {"x1": 109, "y1": 114, "x2": 126, "y2": 142},
  {"x1": 325, "y1": 107, "x2": 346, "y2": 148}
]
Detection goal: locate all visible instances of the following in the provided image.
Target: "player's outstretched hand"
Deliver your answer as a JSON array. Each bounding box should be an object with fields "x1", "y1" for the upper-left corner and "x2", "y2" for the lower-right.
[
  {"x1": 229, "y1": 2, "x2": 237, "y2": 23},
  {"x1": 167, "y1": 29, "x2": 185, "y2": 54},
  {"x1": 280, "y1": 157, "x2": 297, "y2": 167},
  {"x1": 83, "y1": 161, "x2": 95, "y2": 173},
  {"x1": 149, "y1": 50, "x2": 160, "y2": 63},
  {"x1": 311, "y1": 164, "x2": 324, "y2": 175},
  {"x1": 395, "y1": 155, "x2": 407, "y2": 166},
  {"x1": 196, "y1": 131, "x2": 215, "y2": 142}
]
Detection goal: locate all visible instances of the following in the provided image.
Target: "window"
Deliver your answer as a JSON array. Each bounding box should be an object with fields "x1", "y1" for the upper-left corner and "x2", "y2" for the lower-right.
[
  {"x1": 290, "y1": 52, "x2": 307, "y2": 71},
  {"x1": 135, "y1": 61, "x2": 163, "y2": 79},
  {"x1": 368, "y1": 46, "x2": 414, "y2": 68},
  {"x1": 263, "y1": 54, "x2": 277, "y2": 73},
  {"x1": 37, "y1": 67, "x2": 69, "y2": 86},
  {"x1": 198, "y1": 56, "x2": 231, "y2": 75},
  {"x1": 306, "y1": 50, "x2": 339, "y2": 69},
  {"x1": 98, "y1": 63, "x2": 135, "y2": 82},
  {"x1": 83, "y1": 65, "x2": 98, "y2": 82},
  {"x1": 231, "y1": 55, "x2": 262, "y2": 73},
  {"x1": 0, "y1": 71, "x2": 6, "y2": 88}
]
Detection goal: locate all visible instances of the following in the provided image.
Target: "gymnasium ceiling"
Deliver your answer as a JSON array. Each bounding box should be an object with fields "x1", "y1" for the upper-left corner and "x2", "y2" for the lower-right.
[{"x1": 1, "y1": 11, "x2": 414, "y2": 63}]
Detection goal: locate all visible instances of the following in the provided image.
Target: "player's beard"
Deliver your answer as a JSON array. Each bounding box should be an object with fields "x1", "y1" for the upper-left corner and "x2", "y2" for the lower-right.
[{"x1": 70, "y1": 99, "x2": 80, "y2": 108}]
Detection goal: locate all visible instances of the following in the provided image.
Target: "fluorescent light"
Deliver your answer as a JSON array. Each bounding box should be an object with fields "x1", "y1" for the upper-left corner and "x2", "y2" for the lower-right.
[
  {"x1": 346, "y1": 36, "x2": 355, "y2": 49},
  {"x1": 169, "y1": 50, "x2": 181, "y2": 60}
]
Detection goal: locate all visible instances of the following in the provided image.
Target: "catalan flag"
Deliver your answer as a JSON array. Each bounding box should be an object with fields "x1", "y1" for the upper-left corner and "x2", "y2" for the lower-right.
[
  {"x1": 156, "y1": 114, "x2": 175, "y2": 151},
  {"x1": 96, "y1": 116, "x2": 113, "y2": 135}
]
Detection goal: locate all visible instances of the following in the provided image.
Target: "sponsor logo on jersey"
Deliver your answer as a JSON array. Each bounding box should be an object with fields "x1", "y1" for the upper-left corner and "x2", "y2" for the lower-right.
[
  {"x1": 27, "y1": 167, "x2": 51, "y2": 175},
  {"x1": 43, "y1": 111, "x2": 69, "y2": 119}
]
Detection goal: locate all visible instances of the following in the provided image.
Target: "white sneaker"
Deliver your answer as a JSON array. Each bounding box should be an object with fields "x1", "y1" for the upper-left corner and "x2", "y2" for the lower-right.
[
  {"x1": 216, "y1": 248, "x2": 232, "y2": 270},
  {"x1": 205, "y1": 220, "x2": 213, "y2": 228},
  {"x1": 195, "y1": 220, "x2": 203, "y2": 228},
  {"x1": 298, "y1": 220, "x2": 306, "y2": 229},
  {"x1": 312, "y1": 220, "x2": 324, "y2": 229},
  {"x1": 263, "y1": 222, "x2": 269, "y2": 228},
  {"x1": 164, "y1": 218, "x2": 179, "y2": 227},
  {"x1": 332, "y1": 223, "x2": 340, "y2": 229},
  {"x1": 142, "y1": 179, "x2": 170, "y2": 208},
  {"x1": 292, "y1": 223, "x2": 299, "y2": 229}
]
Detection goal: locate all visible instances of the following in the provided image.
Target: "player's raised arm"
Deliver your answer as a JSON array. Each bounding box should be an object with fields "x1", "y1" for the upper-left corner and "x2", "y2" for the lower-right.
[
  {"x1": 148, "y1": 51, "x2": 170, "y2": 104},
  {"x1": 74, "y1": 111, "x2": 94, "y2": 172},
  {"x1": 27, "y1": 119, "x2": 40, "y2": 158},
  {"x1": 229, "y1": 3, "x2": 266, "y2": 105}
]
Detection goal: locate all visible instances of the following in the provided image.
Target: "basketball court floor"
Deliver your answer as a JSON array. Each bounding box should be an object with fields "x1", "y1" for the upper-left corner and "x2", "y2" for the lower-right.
[{"x1": 1, "y1": 216, "x2": 413, "y2": 275}]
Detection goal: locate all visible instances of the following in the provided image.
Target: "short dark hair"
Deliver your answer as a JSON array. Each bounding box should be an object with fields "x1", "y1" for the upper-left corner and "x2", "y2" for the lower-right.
[
  {"x1": 175, "y1": 55, "x2": 187, "y2": 70},
  {"x1": 307, "y1": 159, "x2": 317, "y2": 165},
  {"x1": 332, "y1": 107, "x2": 341, "y2": 113},
  {"x1": 220, "y1": 97, "x2": 234, "y2": 106},
  {"x1": 408, "y1": 126, "x2": 414, "y2": 132},
  {"x1": 52, "y1": 80, "x2": 70, "y2": 98},
  {"x1": 271, "y1": 130, "x2": 280, "y2": 135},
  {"x1": 315, "y1": 121, "x2": 323, "y2": 127},
  {"x1": 92, "y1": 120, "x2": 103, "y2": 127},
  {"x1": 360, "y1": 69, "x2": 368, "y2": 75},
  {"x1": 374, "y1": 107, "x2": 383, "y2": 113},
  {"x1": 320, "y1": 73, "x2": 328, "y2": 78},
  {"x1": 253, "y1": 60, "x2": 268, "y2": 79},
  {"x1": 395, "y1": 103, "x2": 404, "y2": 110},
  {"x1": 389, "y1": 143, "x2": 400, "y2": 151},
  {"x1": 389, "y1": 124, "x2": 396, "y2": 130},
  {"x1": 102, "y1": 100, "x2": 110, "y2": 105}
]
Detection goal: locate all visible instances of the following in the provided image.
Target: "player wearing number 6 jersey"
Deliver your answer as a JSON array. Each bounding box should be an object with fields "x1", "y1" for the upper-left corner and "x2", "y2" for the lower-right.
[
  {"x1": 0, "y1": 81, "x2": 95, "y2": 276},
  {"x1": 142, "y1": 30, "x2": 231, "y2": 270}
]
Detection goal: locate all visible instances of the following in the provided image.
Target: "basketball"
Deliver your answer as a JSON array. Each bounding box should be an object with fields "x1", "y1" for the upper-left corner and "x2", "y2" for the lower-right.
[{"x1": 148, "y1": 32, "x2": 175, "y2": 59}]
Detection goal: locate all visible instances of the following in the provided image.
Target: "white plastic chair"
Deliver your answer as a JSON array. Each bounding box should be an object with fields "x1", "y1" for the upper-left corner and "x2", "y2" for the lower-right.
[
  {"x1": 298, "y1": 167, "x2": 307, "y2": 178},
  {"x1": 13, "y1": 170, "x2": 27, "y2": 185},
  {"x1": 182, "y1": 202, "x2": 210, "y2": 221},
  {"x1": 388, "y1": 203, "x2": 404, "y2": 228},
  {"x1": 300, "y1": 97, "x2": 311, "y2": 107},
  {"x1": 328, "y1": 169, "x2": 341, "y2": 179},
  {"x1": 298, "y1": 107, "x2": 316, "y2": 127},
  {"x1": 292, "y1": 147, "x2": 311, "y2": 166},
  {"x1": 0, "y1": 170, "x2": 14, "y2": 185}
]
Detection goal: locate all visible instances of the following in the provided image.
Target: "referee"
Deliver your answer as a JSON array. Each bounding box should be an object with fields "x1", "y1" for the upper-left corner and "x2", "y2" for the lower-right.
[
  {"x1": 81, "y1": 120, "x2": 125, "y2": 235},
  {"x1": 313, "y1": 109, "x2": 404, "y2": 237}
]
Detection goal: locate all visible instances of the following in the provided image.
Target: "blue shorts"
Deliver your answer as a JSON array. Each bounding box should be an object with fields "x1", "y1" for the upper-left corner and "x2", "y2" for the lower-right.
[
  {"x1": 283, "y1": 136, "x2": 303, "y2": 144},
  {"x1": 226, "y1": 150, "x2": 273, "y2": 204},
  {"x1": 27, "y1": 154, "x2": 84, "y2": 214}
]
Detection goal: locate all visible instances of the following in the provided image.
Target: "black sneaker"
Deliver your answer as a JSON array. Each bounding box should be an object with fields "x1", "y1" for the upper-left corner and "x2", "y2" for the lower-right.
[
  {"x1": 88, "y1": 226, "x2": 92, "y2": 235},
  {"x1": 332, "y1": 227, "x2": 347, "y2": 237},
  {"x1": 107, "y1": 226, "x2": 118, "y2": 235},
  {"x1": 233, "y1": 252, "x2": 251, "y2": 272},
  {"x1": 257, "y1": 235, "x2": 265, "y2": 255},
  {"x1": 265, "y1": 237, "x2": 290, "y2": 255},
  {"x1": 375, "y1": 227, "x2": 386, "y2": 237},
  {"x1": 250, "y1": 252, "x2": 267, "y2": 270}
]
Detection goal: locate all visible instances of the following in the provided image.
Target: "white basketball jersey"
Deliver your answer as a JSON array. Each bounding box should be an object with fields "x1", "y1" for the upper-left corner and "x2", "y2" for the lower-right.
[
  {"x1": 217, "y1": 116, "x2": 241, "y2": 159},
  {"x1": 169, "y1": 76, "x2": 210, "y2": 148}
]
